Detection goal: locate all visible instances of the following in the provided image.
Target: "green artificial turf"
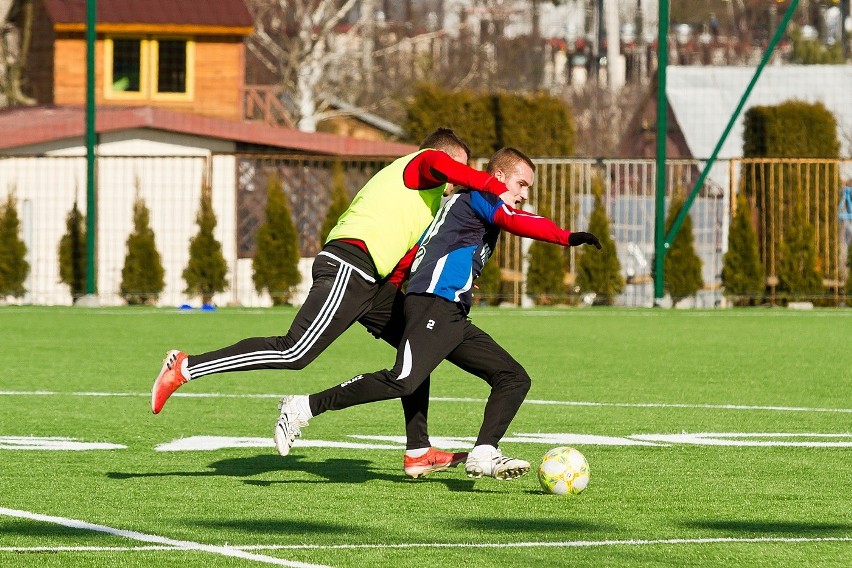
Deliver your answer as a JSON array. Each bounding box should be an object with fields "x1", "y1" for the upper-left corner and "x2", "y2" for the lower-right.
[{"x1": 0, "y1": 306, "x2": 850, "y2": 567}]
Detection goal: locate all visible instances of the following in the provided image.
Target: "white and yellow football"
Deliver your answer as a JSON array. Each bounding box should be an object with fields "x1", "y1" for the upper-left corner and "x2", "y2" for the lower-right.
[{"x1": 538, "y1": 446, "x2": 590, "y2": 495}]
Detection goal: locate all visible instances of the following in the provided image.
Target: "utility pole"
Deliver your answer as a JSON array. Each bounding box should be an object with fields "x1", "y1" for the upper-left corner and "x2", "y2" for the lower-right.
[
  {"x1": 593, "y1": 0, "x2": 603, "y2": 82},
  {"x1": 636, "y1": 0, "x2": 647, "y2": 83},
  {"x1": 362, "y1": 0, "x2": 375, "y2": 94},
  {"x1": 80, "y1": 0, "x2": 99, "y2": 306},
  {"x1": 604, "y1": 0, "x2": 624, "y2": 90}
]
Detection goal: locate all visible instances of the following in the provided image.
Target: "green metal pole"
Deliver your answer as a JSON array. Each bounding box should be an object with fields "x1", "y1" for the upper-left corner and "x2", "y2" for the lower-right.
[
  {"x1": 85, "y1": 0, "x2": 97, "y2": 296},
  {"x1": 663, "y1": 0, "x2": 799, "y2": 249},
  {"x1": 652, "y1": 0, "x2": 669, "y2": 304}
]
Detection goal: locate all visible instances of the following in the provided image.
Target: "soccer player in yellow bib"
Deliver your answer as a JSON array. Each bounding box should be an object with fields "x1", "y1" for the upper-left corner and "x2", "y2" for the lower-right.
[{"x1": 152, "y1": 128, "x2": 513, "y2": 478}]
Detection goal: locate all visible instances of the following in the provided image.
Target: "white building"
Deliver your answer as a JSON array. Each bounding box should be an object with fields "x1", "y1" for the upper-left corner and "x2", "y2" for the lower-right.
[{"x1": 0, "y1": 105, "x2": 416, "y2": 307}]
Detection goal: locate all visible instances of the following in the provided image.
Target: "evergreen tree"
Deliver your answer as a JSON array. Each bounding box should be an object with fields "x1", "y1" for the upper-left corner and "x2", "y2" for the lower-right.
[
  {"x1": 320, "y1": 161, "x2": 351, "y2": 244},
  {"x1": 575, "y1": 189, "x2": 624, "y2": 305},
  {"x1": 183, "y1": 180, "x2": 228, "y2": 304},
  {"x1": 847, "y1": 237, "x2": 852, "y2": 303},
  {"x1": 58, "y1": 200, "x2": 87, "y2": 301},
  {"x1": 526, "y1": 239, "x2": 565, "y2": 304},
  {"x1": 120, "y1": 195, "x2": 165, "y2": 305},
  {"x1": 0, "y1": 193, "x2": 29, "y2": 299},
  {"x1": 721, "y1": 193, "x2": 764, "y2": 305},
  {"x1": 474, "y1": 254, "x2": 502, "y2": 306},
  {"x1": 776, "y1": 202, "x2": 823, "y2": 300},
  {"x1": 789, "y1": 26, "x2": 844, "y2": 64},
  {"x1": 252, "y1": 173, "x2": 302, "y2": 306},
  {"x1": 526, "y1": 203, "x2": 566, "y2": 304},
  {"x1": 664, "y1": 196, "x2": 704, "y2": 305}
]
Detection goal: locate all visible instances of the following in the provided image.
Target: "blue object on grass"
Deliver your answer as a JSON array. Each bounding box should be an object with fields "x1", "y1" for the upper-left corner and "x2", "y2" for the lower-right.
[{"x1": 200, "y1": 303, "x2": 217, "y2": 311}]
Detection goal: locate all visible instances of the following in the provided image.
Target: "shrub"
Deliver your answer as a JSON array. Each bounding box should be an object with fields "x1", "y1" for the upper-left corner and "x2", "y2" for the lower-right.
[
  {"x1": 58, "y1": 201, "x2": 87, "y2": 301},
  {"x1": 495, "y1": 91, "x2": 574, "y2": 156},
  {"x1": 789, "y1": 25, "x2": 844, "y2": 64},
  {"x1": 183, "y1": 180, "x2": 228, "y2": 304},
  {"x1": 405, "y1": 83, "x2": 495, "y2": 158},
  {"x1": 320, "y1": 161, "x2": 351, "y2": 244},
  {"x1": 575, "y1": 189, "x2": 624, "y2": 305},
  {"x1": 664, "y1": 196, "x2": 704, "y2": 305},
  {"x1": 120, "y1": 195, "x2": 165, "y2": 305},
  {"x1": 405, "y1": 84, "x2": 575, "y2": 159},
  {"x1": 525, "y1": 204, "x2": 566, "y2": 304},
  {"x1": 776, "y1": 202, "x2": 823, "y2": 300},
  {"x1": 0, "y1": 193, "x2": 29, "y2": 299},
  {"x1": 526, "y1": 240, "x2": 566, "y2": 305},
  {"x1": 475, "y1": 256, "x2": 503, "y2": 306},
  {"x1": 743, "y1": 100, "x2": 841, "y2": 285},
  {"x1": 252, "y1": 172, "x2": 302, "y2": 305},
  {"x1": 721, "y1": 193, "x2": 764, "y2": 305}
]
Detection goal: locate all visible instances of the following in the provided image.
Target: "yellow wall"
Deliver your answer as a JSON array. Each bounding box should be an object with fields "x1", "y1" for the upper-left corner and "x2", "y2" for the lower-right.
[{"x1": 53, "y1": 34, "x2": 245, "y2": 120}]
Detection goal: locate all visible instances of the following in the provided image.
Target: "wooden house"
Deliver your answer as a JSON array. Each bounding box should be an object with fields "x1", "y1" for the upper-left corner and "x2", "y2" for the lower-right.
[{"x1": 14, "y1": 0, "x2": 253, "y2": 120}]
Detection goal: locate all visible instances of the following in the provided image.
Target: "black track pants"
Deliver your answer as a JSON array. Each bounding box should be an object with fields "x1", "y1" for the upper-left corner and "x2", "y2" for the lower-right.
[
  {"x1": 310, "y1": 293, "x2": 531, "y2": 448},
  {"x1": 186, "y1": 242, "x2": 380, "y2": 377},
  {"x1": 184, "y1": 241, "x2": 433, "y2": 448}
]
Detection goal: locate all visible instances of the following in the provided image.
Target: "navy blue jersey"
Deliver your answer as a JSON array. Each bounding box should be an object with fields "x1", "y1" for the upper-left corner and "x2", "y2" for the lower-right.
[
  {"x1": 406, "y1": 191, "x2": 503, "y2": 313},
  {"x1": 406, "y1": 189, "x2": 571, "y2": 313}
]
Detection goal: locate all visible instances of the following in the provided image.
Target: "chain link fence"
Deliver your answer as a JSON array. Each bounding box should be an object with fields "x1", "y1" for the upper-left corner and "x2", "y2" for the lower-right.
[{"x1": 2, "y1": 154, "x2": 850, "y2": 307}]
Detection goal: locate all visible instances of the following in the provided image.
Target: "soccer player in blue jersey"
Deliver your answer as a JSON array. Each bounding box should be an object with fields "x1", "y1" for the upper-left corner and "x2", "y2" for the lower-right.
[
  {"x1": 151, "y1": 128, "x2": 517, "y2": 479},
  {"x1": 275, "y1": 147, "x2": 601, "y2": 480}
]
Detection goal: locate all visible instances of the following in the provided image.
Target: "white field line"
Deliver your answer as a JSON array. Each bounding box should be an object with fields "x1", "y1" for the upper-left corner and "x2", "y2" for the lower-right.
[
  {"x1": 0, "y1": 507, "x2": 328, "y2": 568},
  {"x1": 1, "y1": 390, "x2": 850, "y2": 414},
  {"x1": 1, "y1": 536, "x2": 851, "y2": 554}
]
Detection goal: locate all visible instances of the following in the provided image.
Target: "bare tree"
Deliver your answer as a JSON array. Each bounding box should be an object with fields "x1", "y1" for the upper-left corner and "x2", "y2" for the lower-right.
[
  {"x1": 569, "y1": 82, "x2": 644, "y2": 157},
  {"x1": 0, "y1": 0, "x2": 35, "y2": 107},
  {"x1": 246, "y1": 0, "x2": 379, "y2": 132}
]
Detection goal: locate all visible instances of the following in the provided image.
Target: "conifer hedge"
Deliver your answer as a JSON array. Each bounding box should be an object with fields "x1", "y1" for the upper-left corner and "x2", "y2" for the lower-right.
[
  {"x1": 405, "y1": 84, "x2": 495, "y2": 158},
  {"x1": 320, "y1": 161, "x2": 351, "y2": 245},
  {"x1": 0, "y1": 194, "x2": 29, "y2": 299},
  {"x1": 120, "y1": 196, "x2": 165, "y2": 305},
  {"x1": 526, "y1": 204, "x2": 567, "y2": 304},
  {"x1": 252, "y1": 173, "x2": 302, "y2": 306},
  {"x1": 776, "y1": 202, "x2": 823, "y2": 300},
  {"x1": 721, "y1": 193, "x2": 764, "y2": 305},
  {"x1": 58, "y1": 201, "x2": 87, "y2": 301},
  {"x1": 405, "y1": 84, "x2": 575, "y2": 158},
  {"x1": 183, "y1": 181, "x2": 228, "y2": 305},
  {"x1": 575, "y1": 188, "x2": 624, "y2": 305},
  {"x1": 742, "y1": 100, "x2": 841, "y2": 291},
  {"x1": 664, "y1": 196, "x2": 704, "y2": 305},
  {"x1": 474, "y1": 257, "x2": 503, "y2": 306}
]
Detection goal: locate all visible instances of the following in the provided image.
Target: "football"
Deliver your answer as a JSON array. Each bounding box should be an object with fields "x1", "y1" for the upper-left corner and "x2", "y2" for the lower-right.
[{"x1": 538, "y1": 446, "x2": 590, "y2": 495}]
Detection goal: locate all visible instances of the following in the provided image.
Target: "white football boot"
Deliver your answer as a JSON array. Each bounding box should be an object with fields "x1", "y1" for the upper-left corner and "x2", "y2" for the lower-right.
[
  {"x1": 273, "y1": 396, "x2": 310, "y2": 456},
  {"x1": 465, "y1": 445, "x2": 530, "y2": 480}
]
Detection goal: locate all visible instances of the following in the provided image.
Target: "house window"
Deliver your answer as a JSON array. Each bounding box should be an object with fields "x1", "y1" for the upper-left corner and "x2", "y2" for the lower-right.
[
  {"x1": 155, "y1": 40, "x2": 187, "y2": 93},
  {"x1": 111, "y1": 38, "x2": 142, "y2": 93},
  {"x1": 105, "y1": 36, "x2": 194, "y2": 101}
]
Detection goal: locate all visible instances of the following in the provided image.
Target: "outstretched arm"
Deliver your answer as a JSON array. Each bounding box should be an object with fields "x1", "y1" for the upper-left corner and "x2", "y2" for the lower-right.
[
  {"x1": 479, "y1": 194, "x2": 602, "y2": 249},
  {"x1": 402, "y1": 150, "x2": 507, "y2": 195}
]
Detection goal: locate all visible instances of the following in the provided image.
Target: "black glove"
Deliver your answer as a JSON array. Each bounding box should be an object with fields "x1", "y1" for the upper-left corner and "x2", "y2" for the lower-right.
[{"x1": 568, "y1": 231, "x2": 602, "y2": 249}]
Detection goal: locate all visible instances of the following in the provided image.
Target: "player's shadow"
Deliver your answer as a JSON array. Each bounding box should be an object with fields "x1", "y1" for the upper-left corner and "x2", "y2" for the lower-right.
[
  {"x1": 108, "y1": 454, "x2": 387, "y2": 483},
  {"x1": 454, "y1": 517, "x2": 610, "y2": 534},
  {"x1": 107, "y1": 454, "x2": 476, "y2": 490},
  {"x1": 193, "y1": 518, "x2": 359, "y2": 537},
  {"x1": 682, "y1": 520, "x2": 852, "y2": 535},
  {"x1": 0, "y1": 519, "x2": 113, "y2": 538}
]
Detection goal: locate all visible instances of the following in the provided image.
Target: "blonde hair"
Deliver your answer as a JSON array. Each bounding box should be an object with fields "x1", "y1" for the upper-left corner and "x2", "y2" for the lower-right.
[{"x1": 486, "y1": 147, "x2": 535, "y2": 175}]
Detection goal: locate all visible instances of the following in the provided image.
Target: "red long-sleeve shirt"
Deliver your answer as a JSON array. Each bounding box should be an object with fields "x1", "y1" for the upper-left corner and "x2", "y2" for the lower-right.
[{"x1": 344, "y1": 149, "x2": 508, "y2": 283}]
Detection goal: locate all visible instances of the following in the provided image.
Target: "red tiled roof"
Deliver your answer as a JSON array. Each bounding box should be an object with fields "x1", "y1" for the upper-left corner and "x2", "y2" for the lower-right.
[
  {"x1": 42, "y1": 0, "x2": 254, "y2": 28},
  {"x1": 0, "y1": 105, "x2": 417, "y2": 157}
]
